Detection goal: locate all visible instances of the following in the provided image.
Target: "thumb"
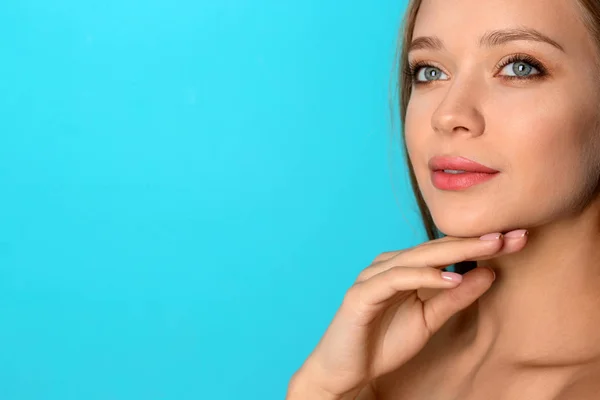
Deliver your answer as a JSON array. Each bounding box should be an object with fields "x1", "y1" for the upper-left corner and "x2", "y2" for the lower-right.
[{"x1": 422, "y1": 267, "x2": 496, "y2": 335}]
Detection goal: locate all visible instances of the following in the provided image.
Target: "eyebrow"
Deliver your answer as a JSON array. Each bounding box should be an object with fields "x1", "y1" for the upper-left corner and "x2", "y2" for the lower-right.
[{"x1": 408, "y1": 27, "x2": 565, "y2": 54}]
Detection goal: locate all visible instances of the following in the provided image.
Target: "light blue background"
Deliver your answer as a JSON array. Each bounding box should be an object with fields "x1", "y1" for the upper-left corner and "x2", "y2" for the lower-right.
[{"x1": 0, "y1": 0, "x2": 427, "y2": 398}]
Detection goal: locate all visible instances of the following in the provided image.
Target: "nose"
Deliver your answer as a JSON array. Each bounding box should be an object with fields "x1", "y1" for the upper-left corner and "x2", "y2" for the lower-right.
[{"x1": 431, "y1": 80, "x2": 486, "y2": 139}]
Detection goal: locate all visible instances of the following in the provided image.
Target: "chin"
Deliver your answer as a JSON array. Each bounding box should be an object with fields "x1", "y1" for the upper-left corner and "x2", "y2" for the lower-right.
[{"x1": 430, "y1": 208, "x2": 507, "y2": 238}]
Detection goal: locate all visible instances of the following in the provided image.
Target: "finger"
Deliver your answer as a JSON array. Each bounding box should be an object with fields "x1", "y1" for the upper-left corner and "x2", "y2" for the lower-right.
[
  {"x1": 374, "y1": 230, "x2": 529, "y2": 264},
  {"x1": 385, "y1": 234, "x2": 506, "y2": 268},
  {"x1": 372, "y1": 236, "x2": 463, "y2": 263},
  {"x1": 462, "y1": 230, "x2": 529, "y2": 262},
  {"x1": 422, "y1": 266, "x2": 495, "y2": 335},
  {"x1": 357, "y1": 235, "x2": 504, "y2": 283},
  {"x1": 343, "y1": 266, "x2": 461, "y2": 326}
]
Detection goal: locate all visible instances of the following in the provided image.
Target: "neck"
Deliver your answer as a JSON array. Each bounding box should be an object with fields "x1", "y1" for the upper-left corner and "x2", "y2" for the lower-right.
[{"x1": 464, "y1": 197, "x2": 600, "y2": 369}]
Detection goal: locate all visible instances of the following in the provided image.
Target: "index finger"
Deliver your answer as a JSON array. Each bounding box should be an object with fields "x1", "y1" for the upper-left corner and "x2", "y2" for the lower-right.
[
  {"x1": 357, "y1": 234, "x2": 504, "y2": 283},
  {"x1": 372, "y1": 235, "x2": 466, "y2": 264}
]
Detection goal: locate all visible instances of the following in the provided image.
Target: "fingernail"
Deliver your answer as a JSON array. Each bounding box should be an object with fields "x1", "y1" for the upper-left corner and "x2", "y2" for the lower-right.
[
  {"x1": 479, "y1": 232, "x2": 503, "y2": 240},
  {"x1": 505, "y1": 229, "x2": 528, "y2": 238},
  {"x1": 490, "y1": 268, "x2": 496, "y2": 280},
  {"x1": 441, "y1": 271, "x2": 463, "y2": 283}
]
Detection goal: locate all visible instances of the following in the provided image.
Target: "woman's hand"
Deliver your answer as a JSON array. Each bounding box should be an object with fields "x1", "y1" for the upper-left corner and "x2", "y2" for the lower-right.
[{"x1": 287, "y1": 230, "x2": 528, "y2": 399}]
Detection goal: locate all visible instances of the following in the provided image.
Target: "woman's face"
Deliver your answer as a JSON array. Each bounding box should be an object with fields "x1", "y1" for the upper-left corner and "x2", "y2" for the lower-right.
[{"x1": 405, "y1": 0, "x2": 600, "y2": 237}]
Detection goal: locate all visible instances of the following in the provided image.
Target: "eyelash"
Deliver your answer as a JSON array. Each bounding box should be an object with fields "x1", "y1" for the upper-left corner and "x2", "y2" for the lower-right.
[{"x1": 404, "y1": 53, "x2": 548, "y2": 85}]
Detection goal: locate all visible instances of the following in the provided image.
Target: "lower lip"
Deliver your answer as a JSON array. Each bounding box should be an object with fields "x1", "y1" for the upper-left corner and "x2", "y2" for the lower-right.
[{"x1": 431, "y1": 171, "x2": 499, "y2": 190}]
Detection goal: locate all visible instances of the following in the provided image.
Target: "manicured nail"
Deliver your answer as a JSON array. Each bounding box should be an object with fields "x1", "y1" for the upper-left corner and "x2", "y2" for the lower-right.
[
  {"x1": 479, "y1": 232, "x2": 503, "y2": 240},
  {"x1": 505, "y1": 229, "x2": 528, "y2": 238},
  {"x1": 441, "y1": 271, "x2": 463, "y2": 283}
]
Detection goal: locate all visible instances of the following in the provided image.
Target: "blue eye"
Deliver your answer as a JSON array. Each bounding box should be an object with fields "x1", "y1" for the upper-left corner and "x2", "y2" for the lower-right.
[
  {"x1": 405, "y1": 62, "x2": 449, "y2": 84},
  {"x1": 415, "y1": 66, "x2": 448, "y2": 82},
  {"x1": 500, "y1": 61, "x2": 539, "y2": 77},
  {"x1": 497, "y1": 54, "x2": 546, "y2": 80},
  {"x1": 405, "y1": 53, "x2": 547, "y2": 86}
]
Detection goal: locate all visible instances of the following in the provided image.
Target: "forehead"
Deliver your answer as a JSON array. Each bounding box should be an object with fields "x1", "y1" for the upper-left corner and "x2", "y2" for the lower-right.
[{"x1": 412, "y1": 0, "x2": 593, "y2": 56}]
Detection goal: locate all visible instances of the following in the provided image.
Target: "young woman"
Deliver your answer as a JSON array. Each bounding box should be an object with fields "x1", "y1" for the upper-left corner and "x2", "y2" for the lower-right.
[{"x1": 287, "y1": 0, "x2": 600, "y2": 398}]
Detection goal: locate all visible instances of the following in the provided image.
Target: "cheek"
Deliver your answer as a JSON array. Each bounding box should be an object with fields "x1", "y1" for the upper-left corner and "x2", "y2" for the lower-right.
[
  {"x1": 405, "y1": 110, "x2": 434, "y2": 209},
  {"x1": 508, "y1": 99, "x2": 598, "y2": 212},
  {"x1": 404, "y1": 100, "x2": 431, "y2": 173}
]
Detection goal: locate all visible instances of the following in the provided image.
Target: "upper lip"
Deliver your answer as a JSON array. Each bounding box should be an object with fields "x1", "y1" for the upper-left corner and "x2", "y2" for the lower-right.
[{"x1": 428, "y1": 156, "x2": 499, "y2": 173}]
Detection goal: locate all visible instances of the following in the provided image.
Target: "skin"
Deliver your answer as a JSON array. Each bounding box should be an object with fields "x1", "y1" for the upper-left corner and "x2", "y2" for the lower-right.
[
  {"x1": 287, "y1": 235, "x2": 522, "y2": 400},
  {"x1": 287, "y1": 0, "x2": 600, "y2": 398},
  {"x1": 404, "y1": 0, "x2": 600, "y2": 395}
]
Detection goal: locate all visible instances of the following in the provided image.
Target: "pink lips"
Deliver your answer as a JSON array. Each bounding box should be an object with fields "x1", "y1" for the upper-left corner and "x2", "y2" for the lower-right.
[{"x1": 429, "y1": 156, "x2": 499, "y2": 191}]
